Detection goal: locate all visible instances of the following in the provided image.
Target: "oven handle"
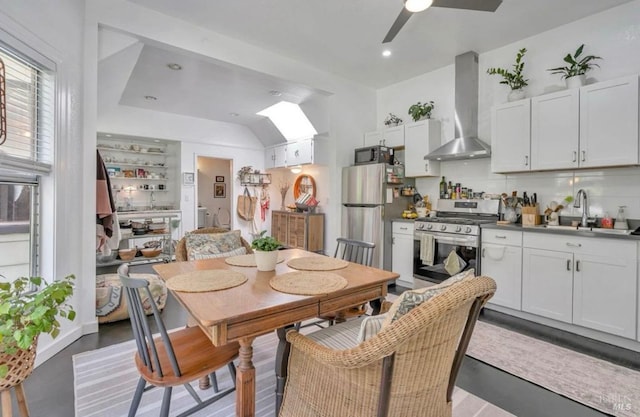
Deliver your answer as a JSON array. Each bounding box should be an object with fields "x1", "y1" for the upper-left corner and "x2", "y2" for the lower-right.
[{"x1": 415, "y1": 231, "x2": 478, "y2": 247}]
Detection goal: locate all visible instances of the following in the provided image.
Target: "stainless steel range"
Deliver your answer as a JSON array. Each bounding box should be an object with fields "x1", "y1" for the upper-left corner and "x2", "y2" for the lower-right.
[{"x1": 413, "y1": 199, "x2": 500, "y2": 286}]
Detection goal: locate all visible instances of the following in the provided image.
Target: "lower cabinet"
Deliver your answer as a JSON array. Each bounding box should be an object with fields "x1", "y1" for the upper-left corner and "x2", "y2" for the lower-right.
[
  {"x1": 271, "y1": 211, "x2": 324, "y2": 253},
  {"x1": 481, "y1": 243, "x2": 523, "y2": 310},
  {"x1": 391, "y1": 222, "x2": 414, "y2": 288}
]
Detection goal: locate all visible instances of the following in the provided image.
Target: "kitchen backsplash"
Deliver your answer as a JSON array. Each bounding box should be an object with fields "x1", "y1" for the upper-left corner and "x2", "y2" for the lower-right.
[{"x1": 415, "y1": 158, "x2": 640, "y2": 220}]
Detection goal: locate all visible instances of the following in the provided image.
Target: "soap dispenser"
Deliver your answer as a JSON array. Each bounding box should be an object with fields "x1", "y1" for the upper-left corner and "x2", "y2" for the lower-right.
[{"x1": 614, "y1": 206, "x2": 628, "y2": 230}]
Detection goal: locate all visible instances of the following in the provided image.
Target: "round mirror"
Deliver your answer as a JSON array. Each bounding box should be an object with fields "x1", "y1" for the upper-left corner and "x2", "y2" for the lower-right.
[{"x1": 293, "y1": 174, "x2": 316, "y2": 200}]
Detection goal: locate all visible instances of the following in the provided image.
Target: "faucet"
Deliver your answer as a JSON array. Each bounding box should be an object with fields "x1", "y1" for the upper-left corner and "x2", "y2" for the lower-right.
[{"x1": 574, "y1": 189, "x2": 589, "y2": 227}]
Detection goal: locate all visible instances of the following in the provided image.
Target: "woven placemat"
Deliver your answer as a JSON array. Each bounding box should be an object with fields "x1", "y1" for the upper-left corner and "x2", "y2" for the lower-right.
[
  {"x1": 270, "y1": 271, "x2": 348, "y2": 295},
  {"x1": 286, "y1": 256, "x2": 349, "y2": 271},
  {"x1": 224, "y1": 253, "x2": 285, "y2": 267},
  {"x1": 166, "y1": 270, "x2": 247, "y2": 292}
]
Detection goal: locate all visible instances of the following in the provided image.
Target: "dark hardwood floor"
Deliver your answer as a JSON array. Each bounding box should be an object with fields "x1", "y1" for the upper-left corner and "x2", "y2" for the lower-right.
[{"x1": 9, "y1": 277, "x2": 622, "y2": 417}]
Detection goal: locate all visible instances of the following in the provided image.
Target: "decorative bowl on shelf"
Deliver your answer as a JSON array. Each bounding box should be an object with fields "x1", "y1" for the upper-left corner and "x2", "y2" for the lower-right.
[
  {"x1": 118, "y1": 248, "x2": 137, "y2": 261},
  {"x1": 141, "y1": 248, "x2": 162, "y2": 258}
]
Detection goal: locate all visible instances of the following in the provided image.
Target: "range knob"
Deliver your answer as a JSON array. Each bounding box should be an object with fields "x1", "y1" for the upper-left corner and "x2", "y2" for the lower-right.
[
  {"x1": 416, "y1": 223, "x2": 424, "y2": 230},
  {"x1": 455, "y1": 226, "x2": 462, "y2": 232},
  {"x1": 440, "y1": 225, "x2": 447, "y2": 231},
  {"x1": 426, "y1": 224, "x2": 433, "y2": 230},
  {"x1": 465, "y1": 226, "x2": 472, "y2": 233}
]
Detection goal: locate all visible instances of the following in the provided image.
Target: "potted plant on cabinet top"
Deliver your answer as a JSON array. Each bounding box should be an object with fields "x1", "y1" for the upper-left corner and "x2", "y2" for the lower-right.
[
  {"x1": 251, "y1": 231, "x2": 282, "y2": 271},
  {"x1": 487, "y1": 47, "x2": 529, "y2": 102},
  {"x1": 1, "y1": 274, "x2": 75, "y2": 402},
  {"x1": 547, "y1": 44, "x2": 602, "y2": 88},
  {"x1": 383, "y1": 113, "x2": 403, "y2": 127},
  {"x1": 408, "y1": 101, "x2": 435, "y2": 122}
]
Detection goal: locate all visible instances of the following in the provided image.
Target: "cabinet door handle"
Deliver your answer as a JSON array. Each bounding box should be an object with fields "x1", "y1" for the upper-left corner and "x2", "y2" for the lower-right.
[
  {"x1": 567, "y1": 259, "x2": 571, "y2": 271},
  {"x1": 581, "y1": 150, "x2": 586, "y2": 162},
  {"x1": 295, "y1": 150, "x2": 300, "y2": 157},
  {"x1": 482, "y1": 248, "x2": 486, "y2": 257},
  {"x1": 566, "y1": 242, "x2": 582, "y2": 248},
  {"x1": 576, "y1": 260, "x2": 580, "y2": 272},
  {"x1": 525, "y1": 155, "x2": 529, "y2": 166},
  {"x1": 495, "y1": 235, "x2": 507, "y2": 239},
  {"x1": 399, "y1": 226, "x2": 408, "y2": 230},
  {"x1": 572, "y1": 151, "x2": 577, "y2": 162}
]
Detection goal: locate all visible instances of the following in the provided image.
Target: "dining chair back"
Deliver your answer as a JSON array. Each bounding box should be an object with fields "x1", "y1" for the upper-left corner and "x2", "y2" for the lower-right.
[
  {"x1": 334, "y1": 238, "x2": 375, "y2": 266},
  {"x1": 118, "y1": 264, "x2": 239, "y2": 417}
]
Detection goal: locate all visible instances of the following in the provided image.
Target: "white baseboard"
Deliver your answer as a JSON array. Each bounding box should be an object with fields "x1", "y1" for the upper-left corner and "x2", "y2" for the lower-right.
[
  {"x1": 34, "y1": 326, "x2": 83, "y2": 367},
  {"x1": 83, "y1": 319, "x2": 99, "y2": 335}
]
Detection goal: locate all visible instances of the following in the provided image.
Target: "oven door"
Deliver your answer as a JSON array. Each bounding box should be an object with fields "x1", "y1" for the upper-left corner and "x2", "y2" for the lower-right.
[{"x1": 413, "y1": 231, "x2": 479, "y2": 287}]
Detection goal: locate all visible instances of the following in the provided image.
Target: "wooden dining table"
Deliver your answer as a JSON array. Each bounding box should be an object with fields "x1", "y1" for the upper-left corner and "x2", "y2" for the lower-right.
[{"x1": 153, "y1": 248, "x2": 398, "y2": 417}]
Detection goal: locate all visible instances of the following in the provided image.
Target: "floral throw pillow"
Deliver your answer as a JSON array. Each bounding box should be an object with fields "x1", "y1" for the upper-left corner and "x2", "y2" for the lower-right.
[
  {"x1": 186, "y1": 230, "x2": 243, "y2": 260},
  {"x1": 382, "y1": 268, "x2": 475, "y2": 327}
]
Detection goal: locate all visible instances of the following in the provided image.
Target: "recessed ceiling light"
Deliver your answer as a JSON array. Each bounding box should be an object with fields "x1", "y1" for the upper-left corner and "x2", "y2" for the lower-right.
[
  {"x1": 153, "y1": 139, "x2": 161, "y2": 143},
  {"x1": 405, "y1": 0, "x2": 433, "y2": 13},
  {"x1": 167, "y1": 63, "x2": 182, "y2": 70},
  {"x1": 269, "y1": 90, "x2": 282, "y2": 97},
  {"x1": 382, "y1": 50, "x2": 392, "y2": 58},
  {"x1": 229, "y1": 112, "x2": 240, "y2": 117},
  {"x1": 144, "y1": 95, "x2": 157, "y2": 101},
  {"x1": 105, "y1": 134, "x2": 112, "y2": 137}
]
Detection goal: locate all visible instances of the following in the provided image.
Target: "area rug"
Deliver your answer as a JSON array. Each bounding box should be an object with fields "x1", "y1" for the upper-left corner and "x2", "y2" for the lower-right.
[
  {"x1": 73, "y1": 326, "x2": 514, "y2": 417},
  {"x1": 467, "y1": 321, "x2": 640, "y2": 417}
]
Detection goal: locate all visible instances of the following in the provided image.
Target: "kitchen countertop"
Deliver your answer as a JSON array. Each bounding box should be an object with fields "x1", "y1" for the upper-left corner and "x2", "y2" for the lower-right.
[
  {"x1": 392, "y1": 218, "x2": 415, "y2": 223},
  {"x1": 482, "y1": 222, "x2": 640, "y2": 241},
  {"x1": 117, "y1": 209, "x2": 181, "y2": 219}
]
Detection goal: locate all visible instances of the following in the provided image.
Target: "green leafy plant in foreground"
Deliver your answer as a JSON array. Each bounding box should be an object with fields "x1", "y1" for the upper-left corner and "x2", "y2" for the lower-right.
[
  {"x1": 0, "y1": 274, "x2": 75, "y2": 378},
  {"x1": 251, "y1": 230, "x2": 282, "y2": 252}
]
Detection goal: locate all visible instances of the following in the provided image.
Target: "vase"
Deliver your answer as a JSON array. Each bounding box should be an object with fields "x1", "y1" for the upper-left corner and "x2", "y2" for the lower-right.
[
  {"x1": 503, "y1": 207, "x2": 518, "y2": 223},
  {"x1": 254, "y1": 250, "x2": 278, "y2": 271},
  {"x1": 565, "y1": 74, "x2": 586, "y2": 89},
  {"x1": 507, "y1": 89, "x2": 526, "y2": 102}
]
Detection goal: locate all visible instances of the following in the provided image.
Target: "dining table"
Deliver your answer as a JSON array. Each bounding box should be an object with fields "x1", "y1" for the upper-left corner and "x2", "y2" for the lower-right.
[{"x1": 153, "y1": 248, "x2": 399, "y2": 417}]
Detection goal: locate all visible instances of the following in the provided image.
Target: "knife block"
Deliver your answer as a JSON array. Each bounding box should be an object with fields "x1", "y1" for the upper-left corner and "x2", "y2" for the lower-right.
[{"x1": 522, "y1": 204, "x2": 541, "y2": 226}]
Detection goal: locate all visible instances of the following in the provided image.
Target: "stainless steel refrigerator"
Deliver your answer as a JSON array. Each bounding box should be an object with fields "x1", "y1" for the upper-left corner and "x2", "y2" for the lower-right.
[{"x1": 341, "y1": 163, "x2": 414, "y2": 270}]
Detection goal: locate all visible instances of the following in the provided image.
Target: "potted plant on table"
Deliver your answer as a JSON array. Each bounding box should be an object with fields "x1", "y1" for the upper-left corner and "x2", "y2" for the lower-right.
[
  {"x1": 1, "y1": 275, "x2": 75, "y2": 399},
  {"x1": 547, "y1": 44, "x2": 602, "y2": 88},
  {"x1": 408, "y1": 101, "x2": 435, "y2": 122},
  {"x1": 251, "y1": 231, "x2": 282, "y2": 271},
  {"x1": 487, "y1": 47, "x2": 529, "y2": 102}
]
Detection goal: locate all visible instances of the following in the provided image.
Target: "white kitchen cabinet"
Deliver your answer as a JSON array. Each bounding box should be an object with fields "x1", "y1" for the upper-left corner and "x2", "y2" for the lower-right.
[
  {"x1": 392, "y1": 221, "x2": 414, "y2": 288},
  {"x1": 522, "y1": 232, "x2": 637, "y2": 338},
  {"x1": 491, "y1": 99, "x2": 531, "y2": 173},
  {"x1": 286, "y1": 139, "x2": 313, "y2": 166},
  {"x1": 265, "y1": 144, "x2": 287, "y2": 169},
  {"x1": 364, "y1": 126, "x2": 404, "y2": 148},
  {"x1": 481, "y1": 230, "x2": 523, "y2": 310},
  {"x1": 579, "y1": 75, "x2": 639, "y2": 168},
  {"x1": 522, "y1": 247, "x2": 574, "y2": 323},
  {"x1": 531, "y1": 89, "x2": 580, "y2": 170},
  {"x1": 404, "y1": 120, "x2": 441, "y2": 177}
]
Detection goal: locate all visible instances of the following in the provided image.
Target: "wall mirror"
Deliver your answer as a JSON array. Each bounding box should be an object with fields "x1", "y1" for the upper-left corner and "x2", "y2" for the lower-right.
[{"x1": 293, "y1": 174, "x2": 316, "y2": 199}]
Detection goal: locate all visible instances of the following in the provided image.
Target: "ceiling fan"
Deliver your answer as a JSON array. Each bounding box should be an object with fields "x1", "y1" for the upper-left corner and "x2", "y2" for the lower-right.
[{"x1": 383, "y1": 0, "x2": 503, "y2": 43}]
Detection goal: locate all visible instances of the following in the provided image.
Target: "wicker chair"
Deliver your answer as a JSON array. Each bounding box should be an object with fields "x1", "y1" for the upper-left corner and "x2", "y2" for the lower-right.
[
  {"x1": 278, "y1": 276, "x2": 497, "y2": 417},
  {"x1": 175, "y1": 227, "x2": 253, "y2": 261}
]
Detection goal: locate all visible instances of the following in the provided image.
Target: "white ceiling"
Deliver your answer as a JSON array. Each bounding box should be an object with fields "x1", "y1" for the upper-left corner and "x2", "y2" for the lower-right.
[{"x1": 99, "y1": 0, "x2": 636, "y2": 145}]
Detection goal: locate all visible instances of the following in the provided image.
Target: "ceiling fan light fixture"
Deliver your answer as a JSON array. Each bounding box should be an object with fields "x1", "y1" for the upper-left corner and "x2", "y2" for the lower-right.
[{"x1": 404, "y1": 0, "x2": 433, "y2": 13}]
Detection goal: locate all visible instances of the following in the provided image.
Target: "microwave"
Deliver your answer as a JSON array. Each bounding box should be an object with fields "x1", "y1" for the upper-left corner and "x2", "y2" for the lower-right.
[{"x1": 354, "y1": 145, "x2": 394, "y2": 165}]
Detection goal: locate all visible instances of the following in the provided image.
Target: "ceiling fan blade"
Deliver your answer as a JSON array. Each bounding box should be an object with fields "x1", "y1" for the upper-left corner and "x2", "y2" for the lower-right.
[
  {"x1": 382, "y1": 7, "x2": 413, "y2": 44},
  {"x1": 432, "y1": 0, "x2": 502, "y2": 12}
]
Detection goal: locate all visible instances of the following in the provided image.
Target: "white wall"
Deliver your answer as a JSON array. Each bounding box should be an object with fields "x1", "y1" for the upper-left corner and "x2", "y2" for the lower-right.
[{"x1": 378, "y1": 0, "x2": 640, "y2": 220}]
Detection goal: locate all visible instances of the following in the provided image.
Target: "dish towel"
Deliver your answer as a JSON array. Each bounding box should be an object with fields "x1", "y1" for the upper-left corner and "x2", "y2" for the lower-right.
[
  {"x1": 419, "y1": 233, "x2": 435, "y2": 266},
  {"x1": 444, "y1": 249, "x2": 467, "y2": 275}
]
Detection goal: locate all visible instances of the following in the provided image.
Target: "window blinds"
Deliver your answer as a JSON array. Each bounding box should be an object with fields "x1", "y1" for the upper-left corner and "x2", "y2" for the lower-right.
[{"x1": 0, "y1": 45, "x2": 54, "y2": 174}]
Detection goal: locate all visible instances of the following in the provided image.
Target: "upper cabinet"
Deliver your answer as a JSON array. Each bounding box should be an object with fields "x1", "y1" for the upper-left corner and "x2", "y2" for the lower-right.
[
  {"x1": 404, "y1": 120, "x2": 441, "y2": 177},
  {"x1": 364, "y1": 125, "x2": 404, "y2": 148},
  {"x1": 491, "y1": 99, "x2": 531, "y2": 173},
  {"x1": 265, "y1": 137, "x2": 328, "y2": 169},
  {"x1": 492, "y1": 75, "x2": 639, "y2": 173}
]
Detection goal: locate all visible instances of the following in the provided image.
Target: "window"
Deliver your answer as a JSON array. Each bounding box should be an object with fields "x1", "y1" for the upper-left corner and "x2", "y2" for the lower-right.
[
  {"x1": 256, "y1": 101, "x2": 317, "y2": 141},
  {"x1": 0, "y1": 42, "x2": 54, "y2": 282}
]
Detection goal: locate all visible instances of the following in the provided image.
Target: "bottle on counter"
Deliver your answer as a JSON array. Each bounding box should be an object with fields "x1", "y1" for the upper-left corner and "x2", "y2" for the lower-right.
[
  {"x1": 439, "y1": 176, "x2": 446, "y2": 199},
  {"x1": 447, "y1": 181, "x2": 453, "y2": 199}
]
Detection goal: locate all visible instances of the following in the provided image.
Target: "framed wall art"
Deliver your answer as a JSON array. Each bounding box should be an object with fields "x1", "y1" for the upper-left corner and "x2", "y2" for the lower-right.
[
  {"x1": 182, "y1": 172, "x2": 194, "y2": 185},
  {"x1": 215, "y1": 175, "x2": 225, "y2": 182},
  {"x1": 214, "y1": 183, "x2": 226, "y2": 198}
]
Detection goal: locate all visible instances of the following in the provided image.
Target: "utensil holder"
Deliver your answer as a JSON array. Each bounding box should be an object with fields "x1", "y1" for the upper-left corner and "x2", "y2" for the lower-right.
[{"x1": 522, "y1": 204, "x2": 541, "y2": 226}]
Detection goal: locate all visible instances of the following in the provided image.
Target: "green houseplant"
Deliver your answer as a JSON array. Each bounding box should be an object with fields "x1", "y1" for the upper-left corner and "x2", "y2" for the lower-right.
[
  {"x1": 547, "y1": 44, "x2": 602, "y2": 87},
  {"x1": 487, "y1": 48, "x2": 529, "y2": 101},
  {"x1": 0, "y1": 275, "x2": 75, "y2": 379},
  {"x1": 407, "y1": 101, "x2": 435, "y2": 122},
  {"x1": 251, "y1": 231, "x2": 282, "y2": 271}
]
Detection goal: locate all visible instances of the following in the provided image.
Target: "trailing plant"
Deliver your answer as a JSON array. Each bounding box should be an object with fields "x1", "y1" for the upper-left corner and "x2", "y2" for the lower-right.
[
  {"x1": 251, "y1": 230, "x2": 282, "y2": 251},
  {"x1": 487, "y1": 48, "x2": 529, "y2": 90},
  {"x1": 0, "y1": 274, "x2": 76, "y2": 378},
  {"x1": 383, "y1": 113, "x2": 403, "y2": 126},
  {"x1": 547, "y1": 44, "x2": 602, "y2": 79},
  {"x1": 407, "y1": 101, "x2": 435, "y2": 122}
]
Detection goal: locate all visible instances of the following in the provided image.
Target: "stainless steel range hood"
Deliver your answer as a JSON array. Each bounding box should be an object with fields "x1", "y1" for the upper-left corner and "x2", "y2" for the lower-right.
[{"x1": 425, "y1": 51, "x2": 491, "y2": 161}]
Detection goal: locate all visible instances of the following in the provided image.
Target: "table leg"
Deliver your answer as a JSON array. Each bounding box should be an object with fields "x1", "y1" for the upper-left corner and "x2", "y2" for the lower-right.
[
  {"x1": 236, "y1": 337, "x2": 256, "y2": 417},
  {"x1": 275, "y1": 325, "x2": 295, "y2": 414}
]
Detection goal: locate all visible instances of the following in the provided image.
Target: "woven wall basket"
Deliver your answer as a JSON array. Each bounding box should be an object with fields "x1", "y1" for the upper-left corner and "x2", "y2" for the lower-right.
[{"x1": 0, "y1": 340, "x2": 37, "y2": 390}]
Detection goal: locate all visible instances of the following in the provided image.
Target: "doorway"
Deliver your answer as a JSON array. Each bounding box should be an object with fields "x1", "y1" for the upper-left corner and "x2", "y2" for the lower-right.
[{"x1": 196, "y1": 156, "x2": 232, "y2": 229}]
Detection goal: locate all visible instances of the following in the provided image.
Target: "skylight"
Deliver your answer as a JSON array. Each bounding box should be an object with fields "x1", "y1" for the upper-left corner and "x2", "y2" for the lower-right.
[{"x1": 257, "y1": 101, "x2": 317, "y2": 142}]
